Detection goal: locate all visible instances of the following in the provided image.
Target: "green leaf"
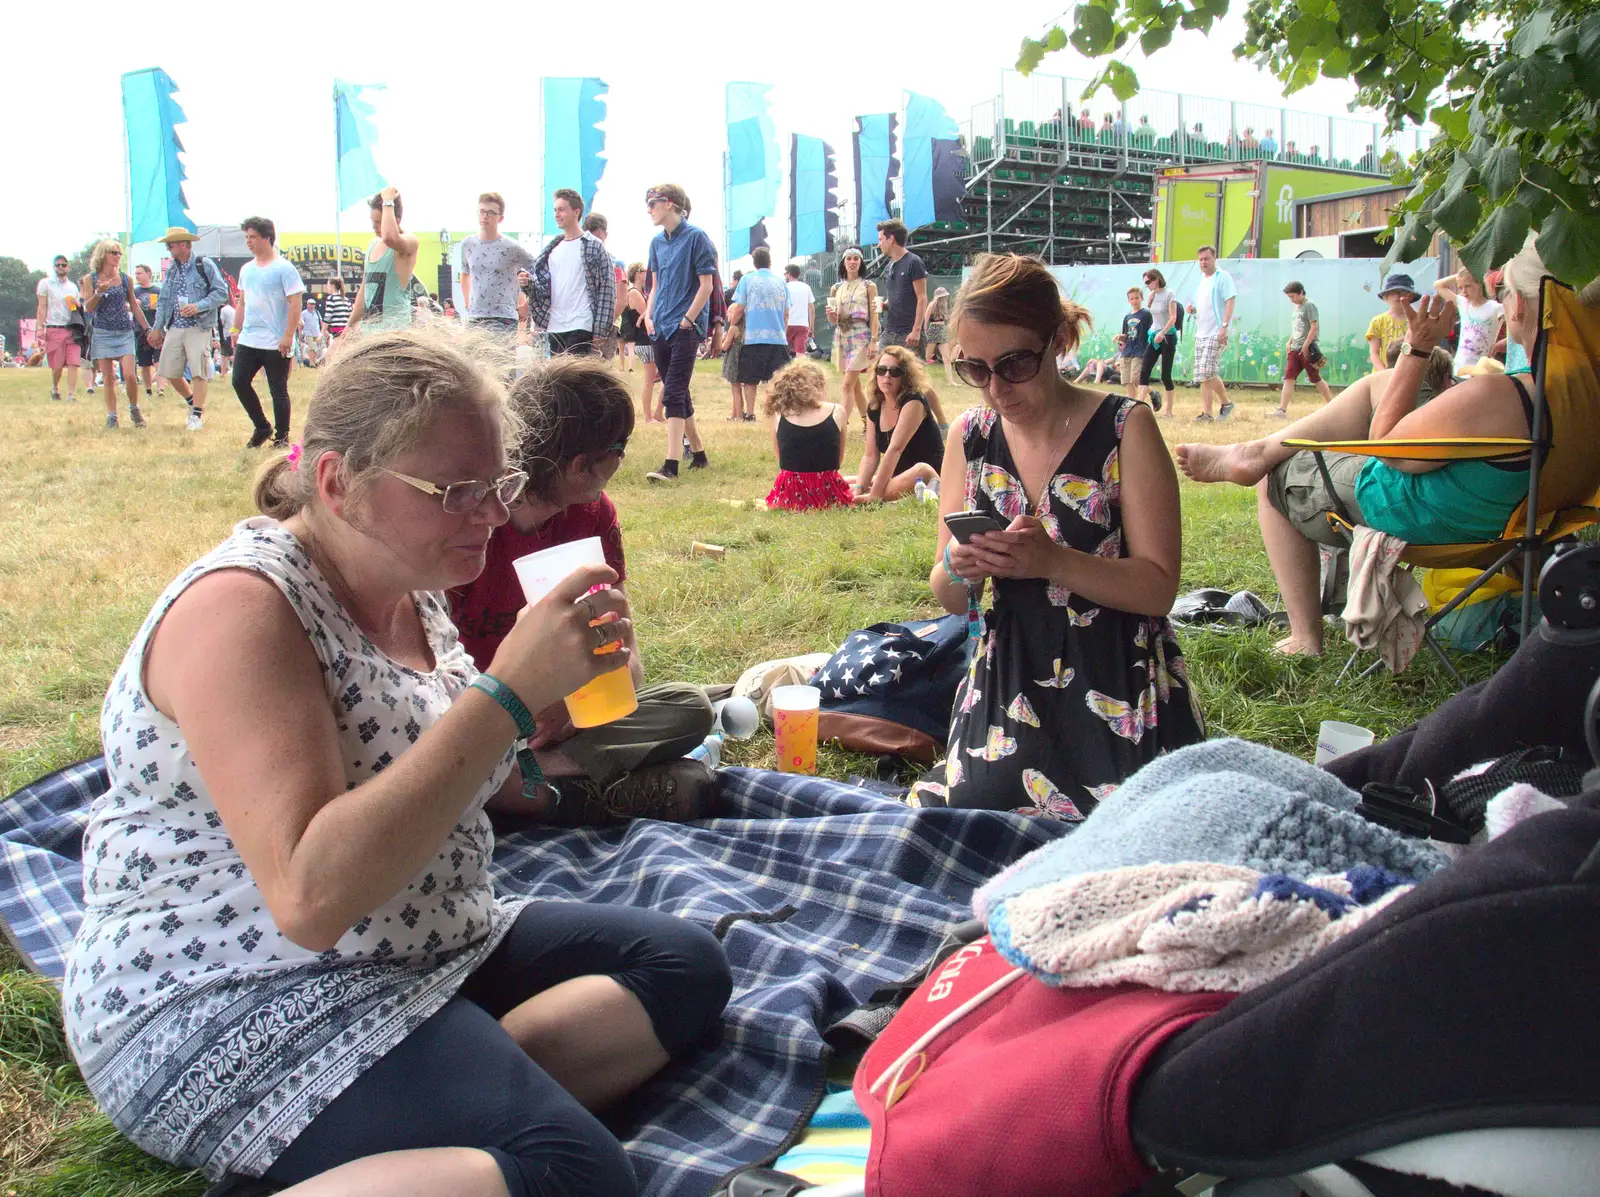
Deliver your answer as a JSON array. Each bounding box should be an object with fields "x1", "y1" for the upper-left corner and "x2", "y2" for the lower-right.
[
  {"x1": 1017, "y1": 26, "x2": 1068, "y2": 73},
  {"x1": 1510, "y1": 9, "x2": 1555, "y2": 58},
  {"x1": 1429, "y1": 103, "x2": 1469, "y2": 141},
  {"x1": 1102, "y1": 60, "x2": 1141, "y2": 101},
  {"x1": 1497, "y1": 54, "x2": 1575, "y2": 128},
  {"x1": 1458, "y1": 201, "x2": 1531, "y2": 281},
  {"x1": 1070, "y1": 4, "x2": 1116, "y2": 54},
  {"x1": 1513, "y1": 180, "x2": 1558, "y2": 224},
  {"x1": 1538, "y1": 207, "x2": 1600, "y2": 287},
  {"x1": 1434, "y1": 178, "x2": 1483, "y2": 239},
  {"x1": 1383, "y1": 213, "x2": 1434, "y2": 274},
  {"x1": 1141, "y1": 21, "x2": 1174, "y2": 54},
  {"x1": 1482, "y1": 145, "x2": 1521, "y2": 200},
  {"x1": 1322, "y1": 44, "x2": 1352, "y2": 77},
  {"x1": 1576, "y1": 16, "x2": 1600, "y2": 96}
]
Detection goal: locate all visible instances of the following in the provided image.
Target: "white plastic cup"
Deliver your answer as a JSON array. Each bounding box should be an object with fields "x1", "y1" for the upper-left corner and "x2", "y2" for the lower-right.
[
  {"x1": 510, "y1": 537, "x2": 637, "y2": 728},
  {"x1": 712, "y1": 696, "x2": 760, "y2": 741},
  {"x1": 1314, "y1": 719, "x2": 1375, "y2": 766},
  {"x1": 771, "y1": 684, "x2": 822, "y2": 775}
]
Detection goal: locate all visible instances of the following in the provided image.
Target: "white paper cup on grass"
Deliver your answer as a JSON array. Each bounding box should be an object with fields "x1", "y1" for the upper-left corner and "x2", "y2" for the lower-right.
[{"x1": 1314, "y1": 720, "x2": 1375, "y2": 766}]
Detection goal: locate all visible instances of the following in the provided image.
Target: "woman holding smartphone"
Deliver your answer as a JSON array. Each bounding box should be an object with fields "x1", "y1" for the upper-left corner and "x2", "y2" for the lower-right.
[{"x1": 928, "y1": 254, "x2": 1203, "y2": 818}]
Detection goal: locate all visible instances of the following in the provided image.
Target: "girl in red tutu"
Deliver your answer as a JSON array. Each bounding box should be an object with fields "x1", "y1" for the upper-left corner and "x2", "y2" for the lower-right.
[{"x1": 764, "y1": 360, "x2": 857, "y2": 511}]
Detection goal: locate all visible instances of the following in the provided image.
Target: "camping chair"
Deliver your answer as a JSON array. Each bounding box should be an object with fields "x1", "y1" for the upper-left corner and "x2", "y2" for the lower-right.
[{"x1": 1284, "y1": 277, "x2": 1600, "y2": 682}]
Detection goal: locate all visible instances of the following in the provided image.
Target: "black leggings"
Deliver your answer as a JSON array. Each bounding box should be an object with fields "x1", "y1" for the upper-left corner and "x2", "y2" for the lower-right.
[
  {"x1": 263, "y1": 902, "x2": 731, "y2": 1197},
  {"x1": 1141, "y1": 334, "x2": 1177, "y2": 393},
  {"x1": 232, "y1": 344, "x2": 293, "y2": 439}
]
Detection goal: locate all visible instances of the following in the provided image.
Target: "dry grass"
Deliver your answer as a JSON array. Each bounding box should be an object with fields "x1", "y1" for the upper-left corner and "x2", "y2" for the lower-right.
[{"x1": 0, "y1": 358, "x2": 1482, "y2": 1192}]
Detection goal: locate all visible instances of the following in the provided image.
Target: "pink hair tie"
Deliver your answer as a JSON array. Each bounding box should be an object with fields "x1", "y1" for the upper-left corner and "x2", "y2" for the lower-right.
[{"x1": 286, "y1": 443, "x2": 304, "y2": 471}]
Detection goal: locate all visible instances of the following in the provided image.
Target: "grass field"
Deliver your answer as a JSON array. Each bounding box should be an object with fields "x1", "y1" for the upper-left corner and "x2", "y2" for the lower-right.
[{"x1": 0, "y1": 358, "x2": 1492, "y2": 1193}]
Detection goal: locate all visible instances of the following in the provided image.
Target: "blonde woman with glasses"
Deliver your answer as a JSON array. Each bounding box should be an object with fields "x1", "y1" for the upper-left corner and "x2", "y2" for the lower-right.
[{"x1": 82, "y1": 240, "x2": 151, "y2": 428}]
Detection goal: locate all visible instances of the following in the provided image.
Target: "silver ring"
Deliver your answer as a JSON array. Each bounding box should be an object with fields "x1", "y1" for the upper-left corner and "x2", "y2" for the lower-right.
[
  {"x1": 592, "y1": 622, "x2": 609, "y2": 647},
  {"x1": 579, "y1": 596, "x2": 598, "y2": 624}
]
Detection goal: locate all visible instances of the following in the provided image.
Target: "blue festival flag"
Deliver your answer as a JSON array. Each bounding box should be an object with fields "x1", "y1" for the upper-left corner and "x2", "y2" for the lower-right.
[
  {"x1": 902, "y1": 92, "x2": 967, "y2": 231},
  {"x1": 852, "y1": 114, "x2": 898, "y2": 243},
  {"x1": 334, "y1": 80, "x2": 387, "y2": 211},
  {"x1": 790, "y1": 135, "x2": 839, "y2": 258},
  {"x1": 726, "y1": 83, "x2": 780, "y2": 258},
  {"x1": 120, "y1": 68, "x2": 194, "y2": 243},
  {"x1": 542, "y1": 78, "x2": 609, "y2": 235}
]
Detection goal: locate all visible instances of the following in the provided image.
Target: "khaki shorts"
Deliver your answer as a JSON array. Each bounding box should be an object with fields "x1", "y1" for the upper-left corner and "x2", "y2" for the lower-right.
[
  {"x1": 1266, "y1": 450, "x2": 1368, "y2": 548},
  {"x1": 156, "y1": 325, "x2": 214, "y2": 381}
]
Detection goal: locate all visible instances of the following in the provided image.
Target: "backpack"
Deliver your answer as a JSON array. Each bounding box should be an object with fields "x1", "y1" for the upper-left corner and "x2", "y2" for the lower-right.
[{"x1": 815, "y1": 614, "x2": 972, "y2": 764}]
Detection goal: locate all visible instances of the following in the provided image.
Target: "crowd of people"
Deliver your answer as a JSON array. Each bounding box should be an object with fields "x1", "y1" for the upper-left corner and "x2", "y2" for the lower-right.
[{"x1": 29, "y1": 158, "x2": 1596, "y2": 1193}]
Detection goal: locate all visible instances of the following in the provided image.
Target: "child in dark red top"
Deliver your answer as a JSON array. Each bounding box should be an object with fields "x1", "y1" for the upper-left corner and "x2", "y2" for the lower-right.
[{"x1": 450, "y1": 356, "x2": 715, "y2": 823}]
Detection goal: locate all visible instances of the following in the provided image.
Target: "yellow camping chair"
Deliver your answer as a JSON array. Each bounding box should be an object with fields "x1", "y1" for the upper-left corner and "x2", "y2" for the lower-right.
[{"x1": 1285, "y1": 277, "x2": 1600, "y2": 680}]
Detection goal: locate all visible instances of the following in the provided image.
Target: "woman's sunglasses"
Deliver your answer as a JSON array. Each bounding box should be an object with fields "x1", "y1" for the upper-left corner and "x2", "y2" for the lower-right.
[
  {"x1": 875, "y1": 364, "x2": 907, "y2": 378},
  {"x1": 953, "y1": 348, "x2": 1048, "y2": 388},
  {"x1": 381, "y1": 468, "x2": 529, "y2": 514}
]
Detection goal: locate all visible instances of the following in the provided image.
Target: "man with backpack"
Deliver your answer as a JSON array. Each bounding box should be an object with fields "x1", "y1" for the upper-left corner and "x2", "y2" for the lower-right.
[{"x1": 147, "y1": 226, "x2": 229, "y2": 432}]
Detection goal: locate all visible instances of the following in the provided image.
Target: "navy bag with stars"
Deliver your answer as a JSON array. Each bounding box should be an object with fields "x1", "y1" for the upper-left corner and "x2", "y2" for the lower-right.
[{"x1": 814, "y1": 614, "x2": 974, "y2": 765}]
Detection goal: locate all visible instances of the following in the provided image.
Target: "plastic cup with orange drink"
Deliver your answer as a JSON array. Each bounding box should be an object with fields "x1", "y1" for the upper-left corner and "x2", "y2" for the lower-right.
[
  {"x1": 511, "y1": 537, "x2": 638, "y2": 728},
  {"x1": 771, "y1": 684, "x2": 821, "y2": 774}
]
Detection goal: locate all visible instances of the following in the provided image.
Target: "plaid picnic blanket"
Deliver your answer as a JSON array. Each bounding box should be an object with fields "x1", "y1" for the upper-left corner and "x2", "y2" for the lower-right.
[{"x1": 1, "y1": 758, "x2": 1064, "y2": 1196}]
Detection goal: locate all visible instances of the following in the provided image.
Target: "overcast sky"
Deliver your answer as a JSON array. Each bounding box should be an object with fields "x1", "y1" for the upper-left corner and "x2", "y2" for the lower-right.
[{"x1": 3, "y1": 2, "x2": 1385, "y2": 273}]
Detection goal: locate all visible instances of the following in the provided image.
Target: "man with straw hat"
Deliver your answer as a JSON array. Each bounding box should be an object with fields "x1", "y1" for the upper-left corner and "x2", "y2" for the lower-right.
[{"x1": 148, "y1": 226, "x2": 228, "y2": 431}]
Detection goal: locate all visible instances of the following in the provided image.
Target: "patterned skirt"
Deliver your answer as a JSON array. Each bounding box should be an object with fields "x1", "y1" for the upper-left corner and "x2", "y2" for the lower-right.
[
  {"x1": 766, "y1": 469, "x2": 856, "y2": 511},
  {"x1": 721, "y1": 341, "x2": 743, "y2": 384},
  {"x1": 836, "y1": 324, "x2": 872, "y2": 372}
]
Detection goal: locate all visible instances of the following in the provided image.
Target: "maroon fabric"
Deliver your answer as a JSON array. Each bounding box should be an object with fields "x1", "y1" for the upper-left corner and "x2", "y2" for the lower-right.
[
  {"x1": 855, "y1": 937, "x2": 1230, "y2": 1197},
  {"x1": 766, "y1": 469, "x2": 855, "y2": 511},
  {"x1": 786, "y1": 325, "x2": 810, "y2": 355},
  {"x1": 449, "y1": 496, "x2": 626, "y2": 670}
]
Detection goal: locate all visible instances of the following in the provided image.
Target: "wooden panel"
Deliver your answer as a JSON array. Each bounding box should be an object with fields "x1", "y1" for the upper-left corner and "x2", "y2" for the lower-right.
[{"x1": 1298, "y1": 188, "x2": 1409, "y2": 237}]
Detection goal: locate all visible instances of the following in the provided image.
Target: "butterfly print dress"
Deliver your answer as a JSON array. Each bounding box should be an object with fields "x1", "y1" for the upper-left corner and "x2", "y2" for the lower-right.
[{"x1": 943, "y1": 396, "x2": 1204, "y2": 818}]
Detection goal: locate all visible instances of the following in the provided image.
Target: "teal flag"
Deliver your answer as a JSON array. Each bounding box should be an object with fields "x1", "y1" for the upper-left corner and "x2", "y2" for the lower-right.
[
  {"x1": 726, "y1": 83, "x2": 779, "y2": 258},
  {"x1": 542, "y1": 78, "x2": 609, "y2": 235},
  {"x1": 120, "y1": 68, "x2": 193, "y2": 243},
  {"x1": 335, "y1": 80, "x2": 387, "y2": 210}
]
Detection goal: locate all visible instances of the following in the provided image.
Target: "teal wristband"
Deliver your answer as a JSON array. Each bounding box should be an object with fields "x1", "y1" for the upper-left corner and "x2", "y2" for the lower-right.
[{"x1": 470, "y1": 673, "x2": 537, "y2": 741}]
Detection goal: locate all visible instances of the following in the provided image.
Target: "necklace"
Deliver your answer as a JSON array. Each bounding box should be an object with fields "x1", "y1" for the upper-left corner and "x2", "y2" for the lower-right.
[{"x1": 1022, "y1": 404, "x2": 1075, "y2": 514}]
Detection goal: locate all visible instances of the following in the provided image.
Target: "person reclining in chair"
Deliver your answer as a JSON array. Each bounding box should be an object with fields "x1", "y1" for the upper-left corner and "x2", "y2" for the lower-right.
[{"x1": 1175, "y1": 242, "x2": 1589, "y2": 657}]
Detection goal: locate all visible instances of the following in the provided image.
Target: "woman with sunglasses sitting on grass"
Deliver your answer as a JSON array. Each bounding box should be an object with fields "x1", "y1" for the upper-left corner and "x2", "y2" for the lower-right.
[
  {"x1": 63, "y1": 326, "x2": 730, "y2": 1197},
  {"x1": 927, "y1": 254, "x2": 1204, "y2": 817},
  {"x1": 853, "y1": 344, "x2": 947, "y2": 502}
]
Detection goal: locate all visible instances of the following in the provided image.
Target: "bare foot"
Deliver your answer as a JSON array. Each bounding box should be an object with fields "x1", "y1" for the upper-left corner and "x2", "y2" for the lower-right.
[
  {"x1": 1273, "y1": 633, "x2": 1323, "y2": 657},
  {"x1": 1175, "y1": 439, "x2": 1274, "y2": 486}
]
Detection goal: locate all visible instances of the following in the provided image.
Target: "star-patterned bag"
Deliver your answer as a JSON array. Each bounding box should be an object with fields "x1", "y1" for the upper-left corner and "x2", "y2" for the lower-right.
[{"x1": 814, "y1": 615, "x2": 974, "y2": 765}]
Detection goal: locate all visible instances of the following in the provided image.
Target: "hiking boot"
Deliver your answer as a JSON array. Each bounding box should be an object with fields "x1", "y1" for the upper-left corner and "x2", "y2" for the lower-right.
[
  {"x1": 105, "y1": 412, "x2": 118, "y2": 429},
  {"x1": 1218, "y1": 400, "x2": 1235, "y2": 421},
  {"x1": 561, "y1": 759, "x2": 718, "y2": 824},
  {"x1": 689, "y1": 449, "x2": 709, "y2": 470},
  {"x1": 646, "y1": 459, "x2": 679, "y2": 483},
  {"x1": 186, "y1": 409, "x2": 204, "y2": 431},
  {"x1": 245, "y1": 427, "x2": 273, "y2": 449},
  {"x1": 129, "y1": 403, "x2": 147, "y2": 428}
]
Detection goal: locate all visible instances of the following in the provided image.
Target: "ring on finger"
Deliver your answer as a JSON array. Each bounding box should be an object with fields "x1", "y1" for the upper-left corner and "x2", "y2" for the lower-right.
[
  {"x1": 579, "y1": 596, "x2": 598, "y2": 623},
  {"x1": 592, "y1": 622, "x2": 610, "y2": 647}
]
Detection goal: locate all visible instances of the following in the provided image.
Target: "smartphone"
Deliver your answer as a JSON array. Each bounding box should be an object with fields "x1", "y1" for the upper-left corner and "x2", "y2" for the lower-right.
[{"x1": 943, "y1": 511, "x2": 1007, "y2": 544}]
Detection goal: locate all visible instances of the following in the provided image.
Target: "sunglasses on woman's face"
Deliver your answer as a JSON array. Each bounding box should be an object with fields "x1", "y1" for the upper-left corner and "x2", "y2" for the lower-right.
[
  {"x1": 875, "y1": 364, "x2": 907, "y2": 377},
  {"x1": 953, "y1": 347, "x2": 1048, "y2": 388}
]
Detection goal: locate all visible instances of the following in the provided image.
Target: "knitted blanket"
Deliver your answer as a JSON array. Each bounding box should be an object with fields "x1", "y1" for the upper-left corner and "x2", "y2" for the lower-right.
[
  {"x1": 975, "y1": 738, "x2": 1449, "y2": 921},
  {"x1": 987, "y1": 861, "x2": 1415, "y2": 992}
]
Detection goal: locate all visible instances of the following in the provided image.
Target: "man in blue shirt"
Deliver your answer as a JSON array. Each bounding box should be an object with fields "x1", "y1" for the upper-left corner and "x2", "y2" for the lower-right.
[
  {"x1": 643, "y1": 183, "x2": 716, "y2": 483},
  {"x1": 726, "y1": 247, "x2": 791, "y2": 421}
]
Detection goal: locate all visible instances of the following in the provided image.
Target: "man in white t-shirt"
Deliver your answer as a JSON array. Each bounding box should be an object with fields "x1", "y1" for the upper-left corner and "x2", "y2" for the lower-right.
[
  {"x1": 1185, "y1": 245, "x2": 1237, "y2": 421},
  {"x1": 784, "y1": 264, "x2": 814, "y2": 357},
  {"x1": 231, "y1": 215, "x2": 305, "y2": 449},
  {"x1": 34, "y1": 253, "x2": 83, "y2": 401},
  {"x1": 458, "y1": 191, "x2": 538, "y2": 336},
  {"x1": 1433, "y1": 266, "x2": 1505, "y2": 374},
  {"x1": 218, "y1": 300, "x2": 237, "y2": 375},
  {"x1": 528, "y1": 188, "x2": 617, "y2": 356}
]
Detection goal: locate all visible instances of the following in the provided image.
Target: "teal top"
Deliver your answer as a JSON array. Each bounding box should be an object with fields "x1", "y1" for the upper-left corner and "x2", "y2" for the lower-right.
[
  {"x1": 1352, "y1": 374, "x2": 1533, "y2": 544},
  {"x1": 362, "y1": 244, "x2": 415, "y2": 332}
]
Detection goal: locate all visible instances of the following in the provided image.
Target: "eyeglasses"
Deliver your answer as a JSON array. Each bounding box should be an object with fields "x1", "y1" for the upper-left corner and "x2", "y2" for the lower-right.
[
  {"x1": 381, "y1": 468, "x2": 528, "y2": 513},
  {"x1": 477, "y1": 209, "x2": 501, "y2": 218},
  {"x1": 874, "y1": 364, "x2": 907, "y2": 378},
  {"x1": 953, "y1": 347, "x2": 1049, "y2": 388}
]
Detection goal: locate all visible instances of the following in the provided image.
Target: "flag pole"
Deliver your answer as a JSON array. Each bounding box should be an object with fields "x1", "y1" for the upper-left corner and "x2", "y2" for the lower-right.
[{"x1": 333, "y1": 82, "x2": 342, "y2": 289}]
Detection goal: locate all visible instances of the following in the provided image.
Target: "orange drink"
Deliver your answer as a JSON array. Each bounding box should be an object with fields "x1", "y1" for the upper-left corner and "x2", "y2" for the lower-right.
[
  {"x1": 772, "y1": 685, "x2": 822, "y2": 774},
  {"x1": 511, "y1": 537, "x2": 638, "y2": 728}
]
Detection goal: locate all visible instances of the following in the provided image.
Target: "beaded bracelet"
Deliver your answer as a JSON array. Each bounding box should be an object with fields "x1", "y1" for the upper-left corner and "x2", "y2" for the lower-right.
[{"x1": 470, "y1": 673, "x2": 537, "y2": 741}]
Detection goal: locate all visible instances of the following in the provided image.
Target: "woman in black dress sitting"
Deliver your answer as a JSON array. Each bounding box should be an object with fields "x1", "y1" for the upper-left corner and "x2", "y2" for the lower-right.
[
  {"x1": 854, "y1": 345, "x2": 946, "y2": 502},
  {"x1": 928, "y1": 253, "x2": 1204, "y2": 818}
]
